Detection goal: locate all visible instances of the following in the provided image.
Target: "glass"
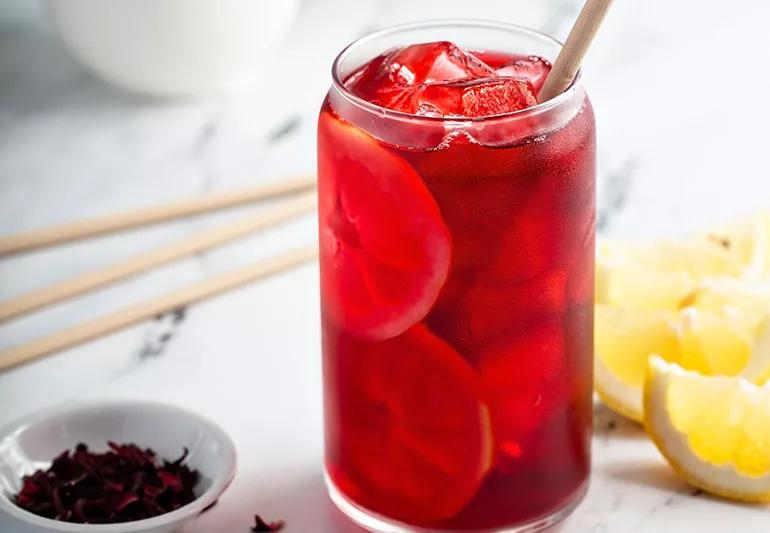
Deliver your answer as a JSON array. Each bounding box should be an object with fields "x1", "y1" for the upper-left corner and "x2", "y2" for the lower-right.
[{"x1": 317, "y1": 20, "x2": 595, "y2": 532}]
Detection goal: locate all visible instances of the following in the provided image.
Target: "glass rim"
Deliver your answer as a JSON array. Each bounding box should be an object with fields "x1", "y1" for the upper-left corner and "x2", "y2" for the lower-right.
[{"x1": 331, "y1": 18, "x2": 583, "y2": 124}]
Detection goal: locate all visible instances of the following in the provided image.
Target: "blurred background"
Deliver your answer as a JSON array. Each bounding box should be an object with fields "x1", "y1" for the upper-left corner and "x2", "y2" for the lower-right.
[{"x1": 1, "y1": 1, "x2": 770, "y2": 531}]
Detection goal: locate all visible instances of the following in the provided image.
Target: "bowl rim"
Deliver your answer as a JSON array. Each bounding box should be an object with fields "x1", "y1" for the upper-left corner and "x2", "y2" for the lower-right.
[{"x1": 0, "y1": 399, "x2": 237, "y2": 532}]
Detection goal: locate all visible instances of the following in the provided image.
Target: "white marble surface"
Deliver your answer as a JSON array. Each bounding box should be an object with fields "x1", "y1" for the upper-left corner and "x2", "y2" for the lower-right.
[{"x1": 1, "y1": 0, "x2": 770, "y2": 531}]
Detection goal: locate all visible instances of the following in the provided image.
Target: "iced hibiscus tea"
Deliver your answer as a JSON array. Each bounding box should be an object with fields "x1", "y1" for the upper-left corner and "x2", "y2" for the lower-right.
[{"x1": 319, "y1": 22, "x2": 595, "y2": 532}]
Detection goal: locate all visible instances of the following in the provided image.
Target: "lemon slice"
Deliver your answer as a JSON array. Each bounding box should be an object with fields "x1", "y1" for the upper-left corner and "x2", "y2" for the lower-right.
[
  {"x1": 595, "y1": 305, "x2": 770, "y2": 422},
  {"x1": 644, "y1": 355, "x2": 770, "y2": 502}
]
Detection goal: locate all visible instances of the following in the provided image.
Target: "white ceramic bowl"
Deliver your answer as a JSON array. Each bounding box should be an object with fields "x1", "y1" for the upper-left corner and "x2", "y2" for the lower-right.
[
  {"x1": 0, "y1": 401, "x2": 237, "y2": 533},
  {"x1": 45, "y1": 0, "x2": 299, "y2": 97}
]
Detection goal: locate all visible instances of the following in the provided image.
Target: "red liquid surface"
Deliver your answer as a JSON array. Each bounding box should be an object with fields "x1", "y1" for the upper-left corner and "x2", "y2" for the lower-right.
[{"x1": 319, "y1": 41, "x2": 595, "y2": 530}]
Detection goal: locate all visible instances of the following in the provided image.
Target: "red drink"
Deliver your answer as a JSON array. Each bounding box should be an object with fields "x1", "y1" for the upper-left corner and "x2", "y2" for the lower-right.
[{"x1": 318, "y1": 22, "x2": 595, "y2": 532}]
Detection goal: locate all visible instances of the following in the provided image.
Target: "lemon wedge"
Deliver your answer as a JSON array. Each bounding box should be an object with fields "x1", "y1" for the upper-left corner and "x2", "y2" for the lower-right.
[
  {"x1": 595, "y1": 305, "x2": 679, "y2": 421},
  {"x1": 595, "y1": 305, "x2": 770, "y2": 422},
  {"x1": 597, "y1": 240, "x2": 739, "y2": 309},
  {"x1": 644, "y1": 355, "x2": 770, "y2": 502},
  {"x1": 682, "y1": 276, "x2": 770, "y2": 315}
]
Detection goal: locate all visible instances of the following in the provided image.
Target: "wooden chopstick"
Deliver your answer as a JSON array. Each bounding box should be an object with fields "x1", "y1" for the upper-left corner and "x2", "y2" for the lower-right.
[
  {"x1": 0, "y1": 192, "x2": 317, "y2": 323},
  {"x1": 0, "y1": 175, "x2": 316, "y2": 256},
  {"x1": 0, "y1": 245, "x2": 318, "y2": 371}
]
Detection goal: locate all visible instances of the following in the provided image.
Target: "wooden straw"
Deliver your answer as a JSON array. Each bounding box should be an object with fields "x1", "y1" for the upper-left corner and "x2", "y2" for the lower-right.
[
  {"x1": 0, "y1": 192, "x2": 316, "y2": 323},
  {"x1": 538, "y1": 0, "x2": 614, "y2": 102},
  {"x1": 0, "y1": 175, "x2": 316, "y2": 256},
  {"x1": 0, "y1": 246, "x2": 318, "y2": 371}
]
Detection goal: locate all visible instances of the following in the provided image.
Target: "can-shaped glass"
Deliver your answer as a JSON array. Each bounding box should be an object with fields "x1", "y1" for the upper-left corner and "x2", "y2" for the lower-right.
[{"x1": 318, "y1": 20, "x2": 595, "y2": 532}]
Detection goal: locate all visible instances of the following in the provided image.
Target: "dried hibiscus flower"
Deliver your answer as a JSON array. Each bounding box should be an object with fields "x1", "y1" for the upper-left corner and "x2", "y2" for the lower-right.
[{"x1": 13, "y1": 442, "x2": 199, "y2": 524}]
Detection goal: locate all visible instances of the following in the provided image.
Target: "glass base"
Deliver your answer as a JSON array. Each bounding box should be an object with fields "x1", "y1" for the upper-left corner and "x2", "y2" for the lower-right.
[{"x1": 324, "y1": 471, "x2": 589, "y2": 533}]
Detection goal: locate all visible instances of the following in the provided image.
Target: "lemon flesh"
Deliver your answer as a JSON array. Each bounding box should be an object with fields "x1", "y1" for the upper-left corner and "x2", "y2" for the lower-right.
[
  {"x1": 595, "y1": 305, "x2": 770, "y2": 422},
  {"x1": 644, "y1": 356, "x2": 770, "y2": 502}
]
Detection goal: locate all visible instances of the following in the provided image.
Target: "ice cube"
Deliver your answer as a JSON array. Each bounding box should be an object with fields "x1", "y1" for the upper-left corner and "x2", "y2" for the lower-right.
[
  {"x1": 495, "y1": 56, "x2": 551, "y2": 92},
  {"x1": 345, "y1": 41, "x2": 495, "y2": 108},
  {"x1": 387, "y1": 41, "x2": 495, "y2": 86},
  {"x1": 345, "y1": 43, "x2": 543, "y2": 120},
  {"x1": 368, "y1": 86, "x2": 421, "y2": 113},
  {"x1": 415, "y1": 77, "x2": 538, "y2": 118}
]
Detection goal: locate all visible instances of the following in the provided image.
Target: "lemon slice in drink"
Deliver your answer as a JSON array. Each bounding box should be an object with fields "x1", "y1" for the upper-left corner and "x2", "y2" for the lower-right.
[
  {"x1": 644, "y1": 355, "x2": 770, "y2": 502},
  {"x1": 595, "y1": 305, "x2": 770, "y2": 422}
]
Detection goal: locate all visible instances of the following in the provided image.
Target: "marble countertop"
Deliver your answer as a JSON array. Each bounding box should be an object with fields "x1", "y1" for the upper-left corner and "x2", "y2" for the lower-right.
[{"x1": 1, "y1": 0, "x2": 770, "y2": 531}]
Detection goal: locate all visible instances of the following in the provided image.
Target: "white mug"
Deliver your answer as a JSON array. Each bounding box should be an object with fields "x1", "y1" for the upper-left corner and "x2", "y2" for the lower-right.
[{"x1": 46, "y1": 0, "x2": 299, "y2": 97}]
